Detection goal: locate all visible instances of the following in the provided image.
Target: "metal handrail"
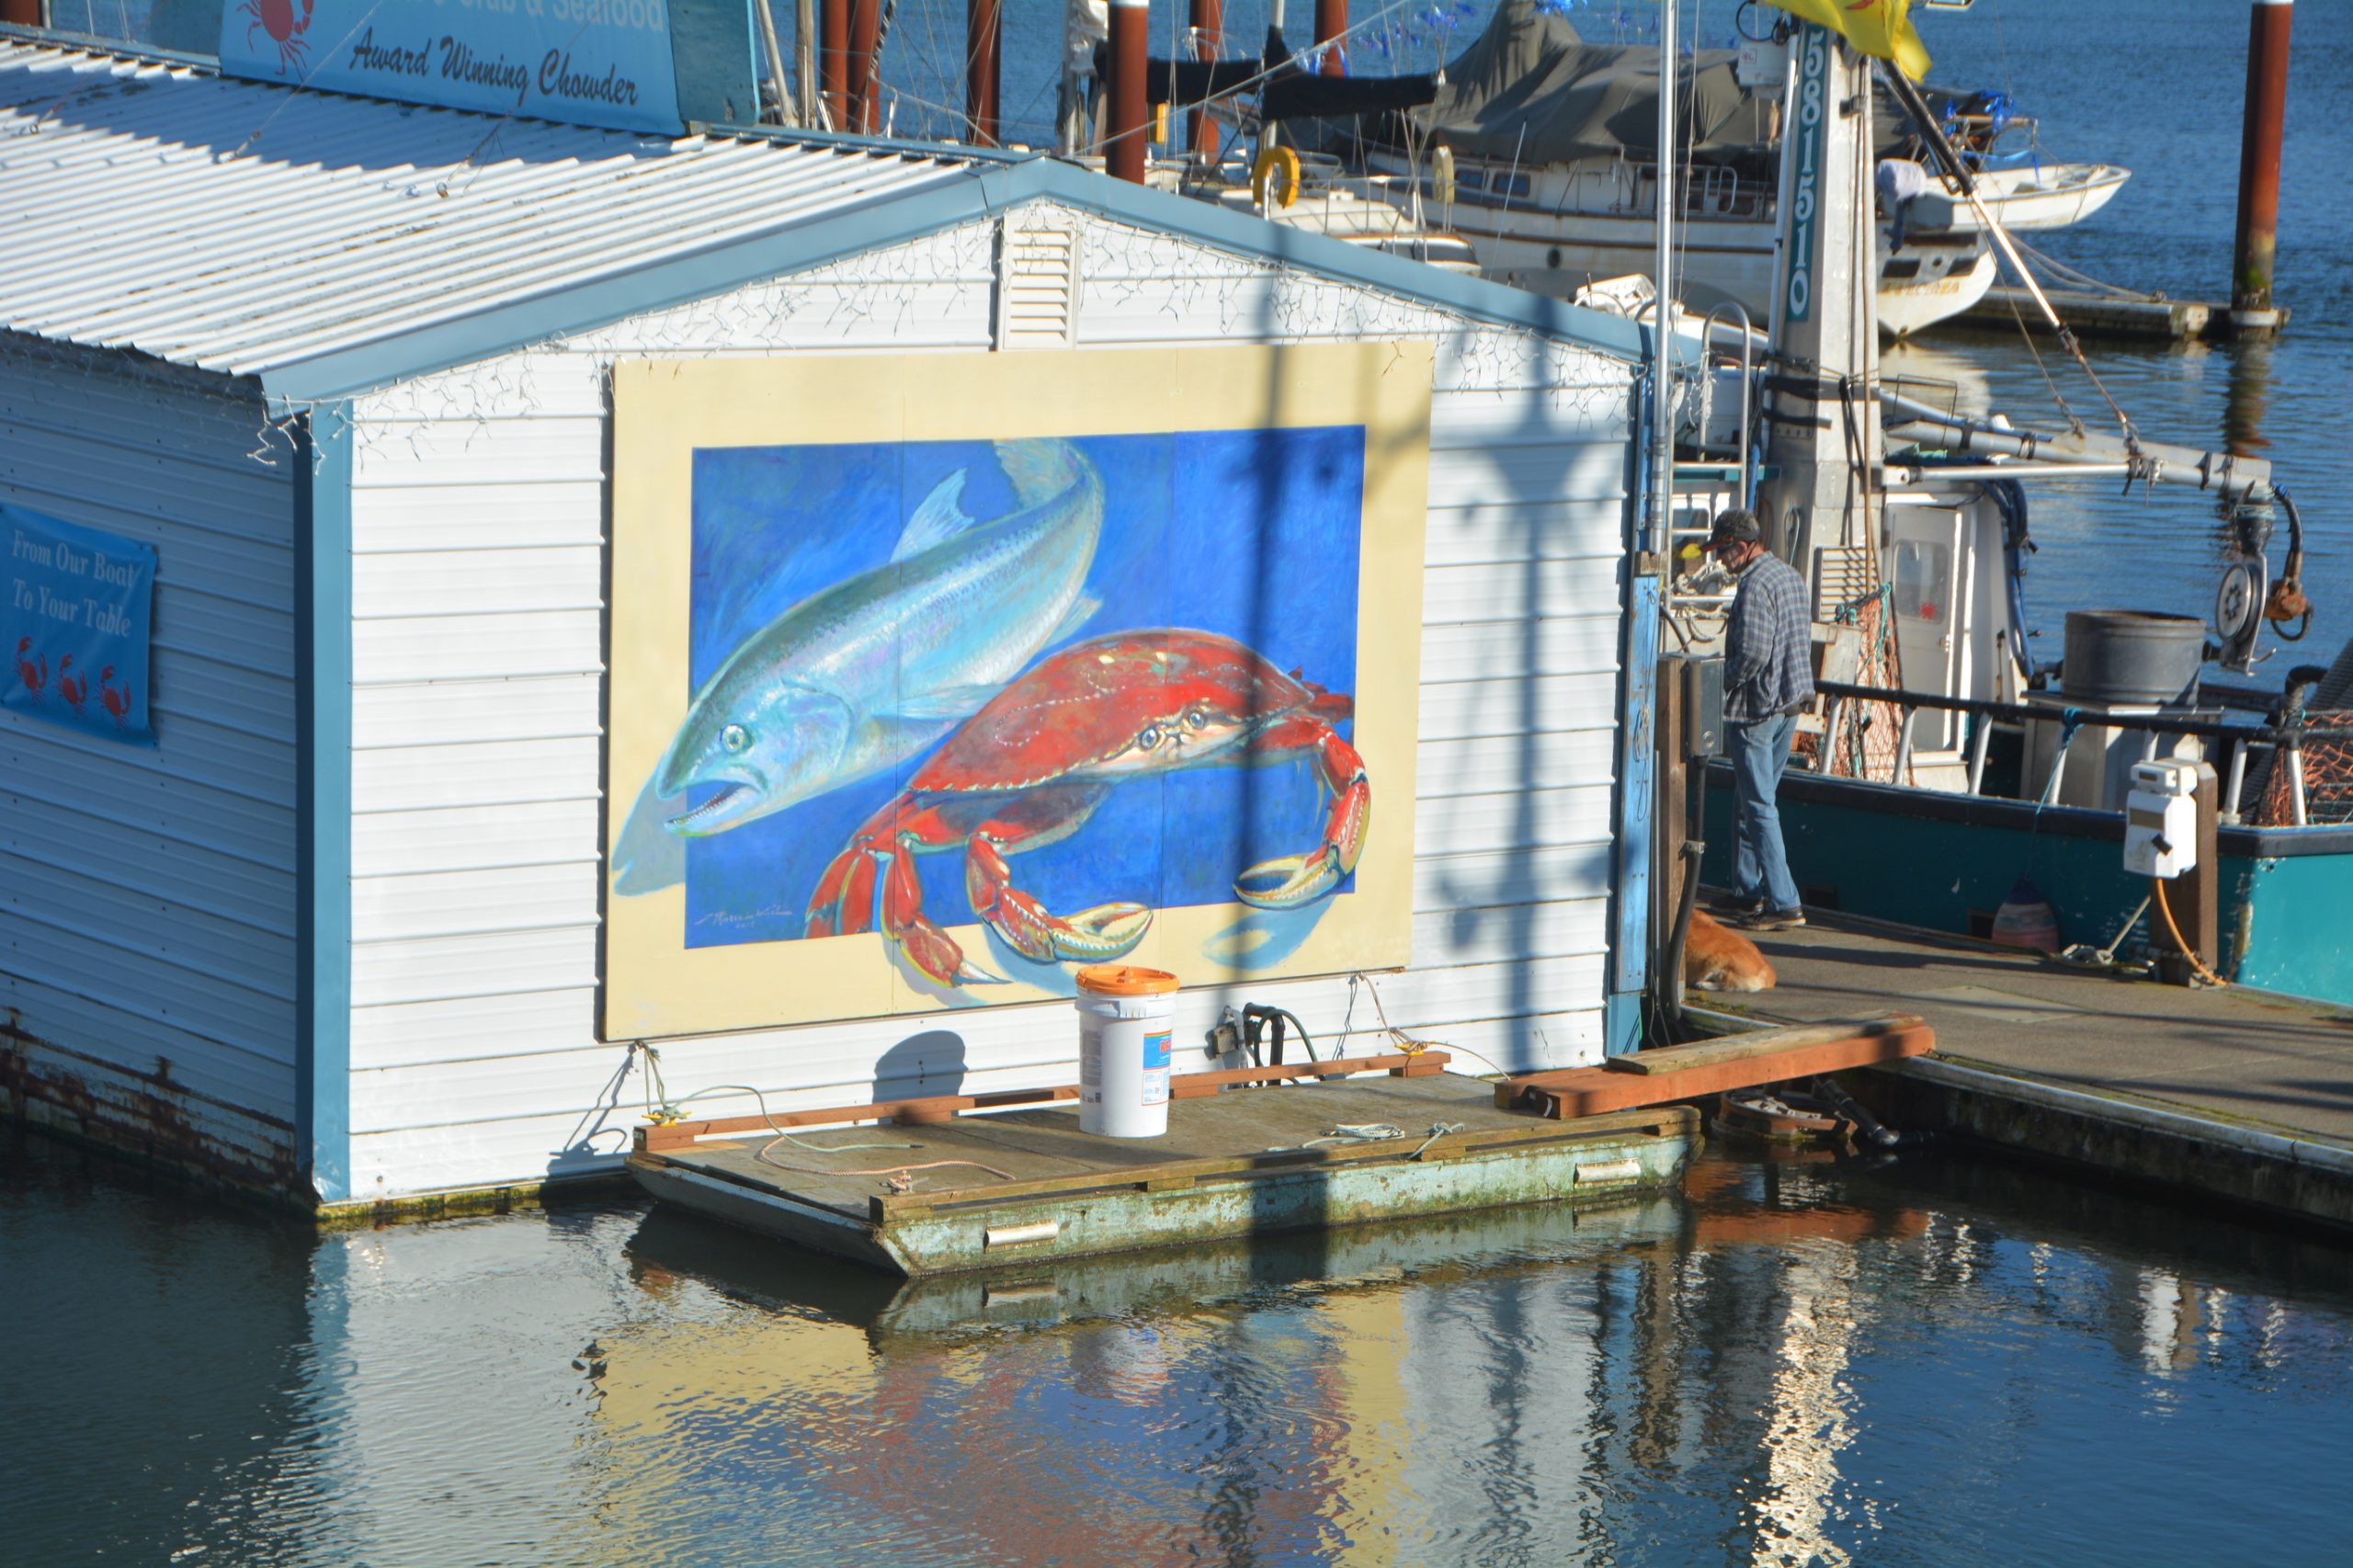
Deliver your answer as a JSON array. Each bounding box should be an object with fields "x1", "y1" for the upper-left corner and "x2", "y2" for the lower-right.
[
  {"x1": 1699, "y1": 301, "x2": 1756, "y2": 504},
  {"x1": 1811, "y1": 680, "x2": 2353, "y2": 745}
]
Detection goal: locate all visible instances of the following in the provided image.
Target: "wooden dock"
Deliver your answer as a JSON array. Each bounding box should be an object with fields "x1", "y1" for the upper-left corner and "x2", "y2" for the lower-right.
[
  {"x1": 1941, "y1": 286, "x2": 2289, "y2": 342},
  {"x1": 1708, "y1": 915, "x2": 2353, "y2": 1233},
  {"x1": 630, "y1": 1060, "x2": 1698, "y2": 1276},
  {"x1": 1497, "y1": 1014, "x2": 1933, "y2": 1119}
]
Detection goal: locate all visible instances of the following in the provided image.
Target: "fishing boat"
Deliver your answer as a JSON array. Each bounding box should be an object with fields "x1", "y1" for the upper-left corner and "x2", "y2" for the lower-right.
[{"x1": 1643, "y1": 23, "x2": 2350, "y2": 1008}]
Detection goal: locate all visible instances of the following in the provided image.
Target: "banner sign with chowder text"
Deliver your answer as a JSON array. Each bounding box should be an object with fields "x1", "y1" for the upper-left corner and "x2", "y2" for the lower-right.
[
  {"x1": 219, "y1": 0, "x2": 688, "y2": 136},
  {"x1": 4, "y1": 505, "x2": 156, "y2": 745}
]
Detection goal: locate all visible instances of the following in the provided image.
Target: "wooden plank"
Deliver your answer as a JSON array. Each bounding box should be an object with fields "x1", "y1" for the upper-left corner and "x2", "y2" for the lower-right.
[
  {"x1": 635, "y1": 1051, "x2": 1449, "y2": 1153},
  {"x1": 863, "y1": 1105, "x2": 1688, "y2": 1218},
  {"x1": 1498, "y1": 1025, "x2": 1935, "y2": 1119},
  {"x1": 1600, "y1": 1014, "x2": 1925, "y2": 1076}
]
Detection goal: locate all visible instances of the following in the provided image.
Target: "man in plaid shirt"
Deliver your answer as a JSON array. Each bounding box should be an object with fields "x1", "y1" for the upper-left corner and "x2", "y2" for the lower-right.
[{"x1": 1711, "y1": 509, "x2": 1813, "y2": 930}]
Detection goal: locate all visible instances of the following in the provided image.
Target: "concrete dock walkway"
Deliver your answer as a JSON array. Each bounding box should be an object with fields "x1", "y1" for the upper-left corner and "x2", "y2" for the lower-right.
[{"x1": 1705, "y1": 917, "x2": 2353, "y2": 1233}]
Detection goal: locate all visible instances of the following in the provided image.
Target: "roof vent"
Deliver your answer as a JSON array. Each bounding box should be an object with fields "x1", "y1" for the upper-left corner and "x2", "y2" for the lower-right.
[{"x1": 995, "y1": 222, "x2": 1081, "y2": 350}]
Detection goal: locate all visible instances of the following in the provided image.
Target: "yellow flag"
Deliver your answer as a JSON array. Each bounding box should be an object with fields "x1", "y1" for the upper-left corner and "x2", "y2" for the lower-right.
[{"x1": 1768, "y1": 0, "x2": 1933, "y2": 81}]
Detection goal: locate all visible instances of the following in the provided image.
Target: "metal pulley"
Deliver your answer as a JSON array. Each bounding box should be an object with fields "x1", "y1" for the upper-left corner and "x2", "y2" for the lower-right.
[{"x1": 2214, "y1": 556, "x2": 2266, "y2": 673}]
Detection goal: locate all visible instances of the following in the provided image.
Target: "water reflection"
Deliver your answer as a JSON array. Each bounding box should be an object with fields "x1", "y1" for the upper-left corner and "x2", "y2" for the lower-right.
[
  {"x1": 8, "y1": 1133, "x2": 2353, "y2": 1566},
  {"x1": 2223, "y1": 336, "x2": 2275, "y2": 459}
]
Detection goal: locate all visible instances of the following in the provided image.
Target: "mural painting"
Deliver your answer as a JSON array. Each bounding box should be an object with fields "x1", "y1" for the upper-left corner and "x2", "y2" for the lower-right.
[{"x1": 605, "y1": 347, "x2": 1430, "y2": 1039}]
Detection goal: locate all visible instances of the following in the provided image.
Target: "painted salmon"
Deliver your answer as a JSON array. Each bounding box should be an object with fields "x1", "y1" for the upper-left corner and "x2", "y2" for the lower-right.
[{"x1": 654, "y1": 438, "x2": 1104, "y2": 836}]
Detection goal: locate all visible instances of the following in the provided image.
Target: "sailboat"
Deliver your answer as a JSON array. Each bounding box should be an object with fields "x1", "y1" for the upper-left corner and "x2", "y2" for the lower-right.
[{"x1": 1324, "y1": 0, "x2": 2122, "y2": 335}]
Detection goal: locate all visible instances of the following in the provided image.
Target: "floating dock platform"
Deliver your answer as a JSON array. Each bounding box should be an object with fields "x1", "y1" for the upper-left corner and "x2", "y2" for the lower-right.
[
  {"x1": 630, "y1": 1057, "x2": 1697, "y2": 1277},
  {"x1": 1943, "y1": 287, "x2": 2289, "y2": 342},
  {"x1": 1714, "y1": 917, "x2": 2353, "y2": 1234}
]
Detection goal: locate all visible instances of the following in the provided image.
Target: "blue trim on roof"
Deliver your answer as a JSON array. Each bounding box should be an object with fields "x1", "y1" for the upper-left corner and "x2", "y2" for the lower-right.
[
  {"x1": 293, "y1": 410, "x2": 354, "y2": 1206},
  {"x1": 261, "y1": 150, "x2": 1648, "y2": 403}
]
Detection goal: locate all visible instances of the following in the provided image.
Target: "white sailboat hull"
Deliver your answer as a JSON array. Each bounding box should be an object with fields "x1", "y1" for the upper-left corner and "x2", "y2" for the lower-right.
[
  {"x1": 1419, "y1": 198, "x2": 1995, "y2": 336},
  {"x1": 1908, "y1": 164, "x2": 2131, "y2": 234}
]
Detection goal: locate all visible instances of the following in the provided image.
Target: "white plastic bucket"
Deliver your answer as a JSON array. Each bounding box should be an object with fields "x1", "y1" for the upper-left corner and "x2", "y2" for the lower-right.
[{"x1": 1074, "y1": 965, "x2": 1180, "y2": 1138}]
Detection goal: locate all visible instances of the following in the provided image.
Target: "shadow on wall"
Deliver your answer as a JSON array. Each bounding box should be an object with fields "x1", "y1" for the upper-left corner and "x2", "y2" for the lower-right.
[{"x1": 873, "y1": 1029, "x2": 968, "y2": 1104}]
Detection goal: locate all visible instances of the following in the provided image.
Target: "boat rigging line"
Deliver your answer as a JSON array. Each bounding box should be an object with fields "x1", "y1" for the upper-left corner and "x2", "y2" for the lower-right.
[{"x1": 1877, "y1": 62, "x2": 2142, "y2": 455}]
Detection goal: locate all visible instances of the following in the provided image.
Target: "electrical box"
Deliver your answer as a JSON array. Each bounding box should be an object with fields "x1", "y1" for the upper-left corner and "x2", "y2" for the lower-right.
[
  {"x1": 1735, "y1": 39, "x2": 1789, "y2": 94},
  {"x1": 2123, "y1": 758, "x2": 2200, "y2": 878},
  {"x1": 1662, "y1": 653, "x2": 1725, "y2": 759}
]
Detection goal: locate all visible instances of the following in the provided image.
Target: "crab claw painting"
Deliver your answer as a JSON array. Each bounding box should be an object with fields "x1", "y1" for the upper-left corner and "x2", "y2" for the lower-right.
[
  {"x1": 603, "y1": 347, "x2": 1428, "y2": 1038},
  {"x1": 804, "y1": 629, "x2": 1371, "y2": 988}
]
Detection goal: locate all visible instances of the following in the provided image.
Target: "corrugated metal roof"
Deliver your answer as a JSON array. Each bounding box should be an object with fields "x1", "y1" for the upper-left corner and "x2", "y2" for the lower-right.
[
  {"x1": 0, "y1": 39, "x2": 1647, "y2": 399},
  {"x1": 0, "y1": 40, "x2": 982, "y2": 381}
]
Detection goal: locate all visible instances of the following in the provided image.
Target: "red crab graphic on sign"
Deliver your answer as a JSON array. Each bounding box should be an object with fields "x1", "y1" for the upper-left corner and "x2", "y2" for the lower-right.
[{"x1": 239, "y1": 0, "x2": 314, "y2": 75}]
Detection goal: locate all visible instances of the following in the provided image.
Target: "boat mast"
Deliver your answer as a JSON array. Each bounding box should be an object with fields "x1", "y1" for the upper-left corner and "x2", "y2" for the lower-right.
[
  {"x1": 1647, "y1": 0, "x2": 1677, "y2": 555},
  {"x1": 1756, "y1": 22, "x2": 1881, "y2": 561}
]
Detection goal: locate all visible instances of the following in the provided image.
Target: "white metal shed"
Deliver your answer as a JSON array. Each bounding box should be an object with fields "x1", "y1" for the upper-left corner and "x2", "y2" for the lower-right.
[{"x1": 0, "y1": 37, "x2": 1660, "y2": 1210}]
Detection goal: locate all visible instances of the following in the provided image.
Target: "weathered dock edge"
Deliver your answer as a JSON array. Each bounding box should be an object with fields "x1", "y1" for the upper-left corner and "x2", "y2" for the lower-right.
[
  {"x1": 631, "y1": 1102, "x2": 1699, "y2": 1277},
  {"x1": 1858, "y1": 1054, "x2": 2353, "y2": 1236}
]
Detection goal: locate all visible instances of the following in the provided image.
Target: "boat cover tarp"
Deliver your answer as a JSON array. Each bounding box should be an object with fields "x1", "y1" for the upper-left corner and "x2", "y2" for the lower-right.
[{"x1": 1411, "y1": 0, "x2": 1772, "y2": 164}]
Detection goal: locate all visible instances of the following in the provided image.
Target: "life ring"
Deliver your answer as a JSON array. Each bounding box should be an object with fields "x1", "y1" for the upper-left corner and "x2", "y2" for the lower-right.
[
  {"x1": 1252, "y1": 145, "x2": 1302, "y2": 210},
  {"x1": 1432, "y1": 144, "x2": 1457, "y2": 207}
]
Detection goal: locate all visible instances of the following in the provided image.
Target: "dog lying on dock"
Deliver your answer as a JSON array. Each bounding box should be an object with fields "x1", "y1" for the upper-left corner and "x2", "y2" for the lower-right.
[{"x1": 1687, "y1": 911, "x2": 1776, "y2": 992}]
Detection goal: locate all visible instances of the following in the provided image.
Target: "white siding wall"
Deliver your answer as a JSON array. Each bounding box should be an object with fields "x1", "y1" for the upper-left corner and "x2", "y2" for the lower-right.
[
  {"x1": 339, "y1": 210, "x2": 1634, "y2": 1199},
  {"x1": 0, "y1": 342, "x2": 299, "y2": 1184}
]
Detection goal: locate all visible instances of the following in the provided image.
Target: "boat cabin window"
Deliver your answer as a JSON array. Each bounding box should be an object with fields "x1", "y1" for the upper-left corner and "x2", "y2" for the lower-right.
[
  {"x1": 1457, "y1": 168, "x2": 1486, "y2": 191},
  {"x1": 1893, "y1": 539, "x2": 1951, "y2": 623}
]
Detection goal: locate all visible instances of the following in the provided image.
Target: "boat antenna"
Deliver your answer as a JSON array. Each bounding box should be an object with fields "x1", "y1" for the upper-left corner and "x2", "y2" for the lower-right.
[
  {"x1": 1648, "y1": 0, "x2": 1679, "y2": 561},
  {"x1": 1878, "y1": 62, "x2": 2142, "y2": 457}
]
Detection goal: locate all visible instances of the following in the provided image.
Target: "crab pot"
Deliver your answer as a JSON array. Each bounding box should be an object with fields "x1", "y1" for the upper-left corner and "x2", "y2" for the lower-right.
[{"x1": 1075, "y1": 965, "x2": 1180, "y2": 1137}]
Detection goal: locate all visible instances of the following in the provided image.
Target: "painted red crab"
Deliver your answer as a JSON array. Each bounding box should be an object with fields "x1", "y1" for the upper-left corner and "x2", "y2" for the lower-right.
[
  {"x1": 239, "y1": 0, "x2": 313, "y2": 75},
  {"x1": 805, "y1": 629, "x2": 1370, "y2": 987},
  {"x1": 14, "y1": 637, "x2": 43, "y2": 701}
]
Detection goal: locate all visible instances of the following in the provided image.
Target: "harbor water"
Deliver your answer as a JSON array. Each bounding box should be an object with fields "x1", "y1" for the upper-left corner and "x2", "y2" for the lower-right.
[{"x1": 8, "y1": 1129, "x2": 2353, "y2": 1565}]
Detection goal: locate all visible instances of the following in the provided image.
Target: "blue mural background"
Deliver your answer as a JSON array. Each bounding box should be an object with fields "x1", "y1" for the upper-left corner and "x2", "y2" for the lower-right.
[{"x1": 680, "y1": 427, "x2": 1365, "y2": 955}]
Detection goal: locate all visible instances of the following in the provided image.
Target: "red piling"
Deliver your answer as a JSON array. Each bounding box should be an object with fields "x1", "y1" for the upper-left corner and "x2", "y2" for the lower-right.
[
  {"x1": 821, "y1": 0, "x2": 849, "y2": 130},
  {"x1": 1315, "y1": 0, "x2": 1347, "y2": 75},
  {"x1": 1108, "y1": 0, "x2": 1149, "y2": 183},
  {"x1": 848, "y1": 0, "x2": 881, "y2": 133},
  {"x1": 966, "y1": 0, "x2": 1001, "y2": 146},
  {"x1": 2230, "y1": 0, "x2": 2293, "y2": 331},
  {"x1": 1189, "y1": 0, "x2": 1224, "y2": 162}
]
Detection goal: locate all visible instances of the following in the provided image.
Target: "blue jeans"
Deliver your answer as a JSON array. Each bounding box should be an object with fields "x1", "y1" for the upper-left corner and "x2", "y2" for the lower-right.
[{"x1": 1728, "y1": 711, "x2": 1802, "y2": 913}]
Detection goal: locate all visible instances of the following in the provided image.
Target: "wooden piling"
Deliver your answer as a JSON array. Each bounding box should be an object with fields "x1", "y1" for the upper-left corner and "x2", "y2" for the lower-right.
[
  {"x1": 965, "y1": 0, "x2": 1001, "y2": 146},
  {"x1": 1107, "y1": 0, "x2": 1149, "y2": 182},
  {"x1": 821, "y1": 0, "x2": 849, "y2": 130},
  {"x1": 1188, "y1": 0, "x2": 1224, "y2": 162},
  {"x1": 1316, "y1": 0, "x2": 1347, "y2": 75},
  {"x1": 2230, "y1": 0, "x2": 2293, "y2": 332}
]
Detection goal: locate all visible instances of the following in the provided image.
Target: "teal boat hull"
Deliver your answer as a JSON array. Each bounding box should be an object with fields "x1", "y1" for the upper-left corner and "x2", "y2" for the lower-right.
[{"x1": 1698, "y1": 764, "x2": 2353, "y2": 1007}]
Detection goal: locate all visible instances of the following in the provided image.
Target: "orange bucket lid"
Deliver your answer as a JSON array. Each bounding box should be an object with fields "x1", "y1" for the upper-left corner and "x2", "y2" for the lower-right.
[{"x1": 1074, "y1": 964, "x2": 1180, "y2": 996}]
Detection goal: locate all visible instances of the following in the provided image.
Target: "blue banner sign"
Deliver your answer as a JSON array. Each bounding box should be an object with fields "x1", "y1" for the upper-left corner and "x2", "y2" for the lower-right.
[
  {"x1": 218, "y1": 0, "x2": 688, "y2": 136},
  {"x1": 5, "y1": 505, "x2": 157, "y2": 745}
]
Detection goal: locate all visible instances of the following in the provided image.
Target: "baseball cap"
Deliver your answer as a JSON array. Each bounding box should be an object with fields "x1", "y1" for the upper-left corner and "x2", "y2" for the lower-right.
[{"x1": 1708, "y1": 509, "x2": 1762, "y2": 546}]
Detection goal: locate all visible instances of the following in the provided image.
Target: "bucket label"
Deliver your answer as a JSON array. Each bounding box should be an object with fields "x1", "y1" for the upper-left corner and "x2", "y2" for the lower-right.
[{"x1": 1142, "y1": 1030, "x2": 1172, "y2": 1107}]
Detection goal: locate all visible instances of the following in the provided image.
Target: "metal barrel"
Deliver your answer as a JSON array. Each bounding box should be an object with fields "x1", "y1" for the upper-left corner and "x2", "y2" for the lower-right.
[{"x1": 2060, "y1": 610, "x2": 2209, "y2": 705}]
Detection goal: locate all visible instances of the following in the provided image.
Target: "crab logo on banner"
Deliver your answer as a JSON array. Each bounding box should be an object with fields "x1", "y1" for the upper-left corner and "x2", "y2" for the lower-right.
[
  {"x1": 218, "y1": 0, "x2": 687, "y2": 136},
  {"x1": 4, "y1": 505, "x2": 156, "y2": 745}
]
